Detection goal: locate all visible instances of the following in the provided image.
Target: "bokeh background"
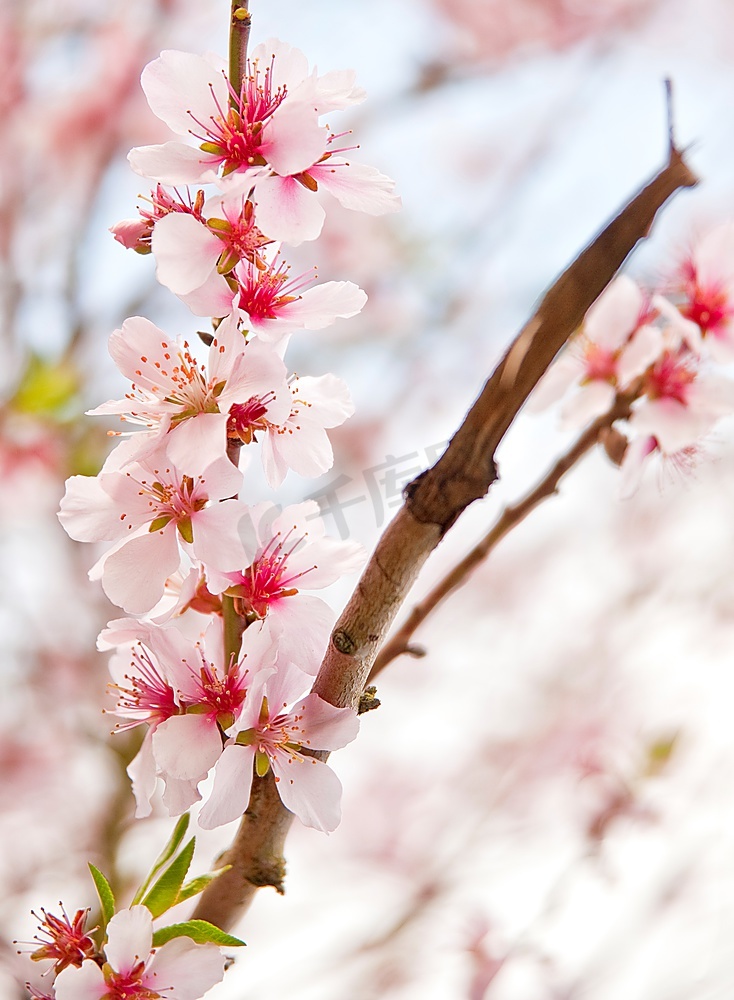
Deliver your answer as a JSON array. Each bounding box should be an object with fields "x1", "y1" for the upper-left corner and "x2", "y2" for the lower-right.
[{"x1": 5, "y1": 0, "x2": 734, "y2": 996}]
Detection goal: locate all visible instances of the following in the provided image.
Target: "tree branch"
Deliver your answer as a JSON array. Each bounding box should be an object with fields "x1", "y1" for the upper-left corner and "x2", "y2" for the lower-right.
[
  {"x1": 370, "y1": 395, "x2": 635, "y2": 678},
  {"x1": 192, "y1": 147, "x2": 697, "y2": 931}
]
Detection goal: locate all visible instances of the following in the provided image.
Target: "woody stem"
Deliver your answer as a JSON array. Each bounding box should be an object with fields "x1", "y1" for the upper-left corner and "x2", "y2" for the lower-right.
[{"x1": 229, "y1": 2, "x2": 252, "y2": 106}]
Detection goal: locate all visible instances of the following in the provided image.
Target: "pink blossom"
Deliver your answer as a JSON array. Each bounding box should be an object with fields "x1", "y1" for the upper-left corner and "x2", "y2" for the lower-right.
[
  {"x1": 627, "y1": 336, "x2": 734, "y2": 453},
  {"x1": 110, "y1": 185, "x2": 206, "y2": 255},
  {"x1": 261, "y1": 373, "x2": 355, "y2": 487},
  {"x1": 181, "y1": 243, "x2": 367, "y2": 333},
  {"x1": 199, "y1": 662, "x2": 359, "y2": 832},
  {"x1": 101, "y1": 618, "x2": 276, "y2": 817},
  {"x1": 530, "y1": 276, "x2": 662, "y2": 426},
  {"x1": 53, "y1": 905, "x2": 225, "y2": 1000},
  {"x1": 671, "y1": 222, "x2": 734, "y2": 361},
  {"x1": 619, "y1": 434, "x2": 703, "y2": 499},
  {"x1": 88, "y1": 313, "x2": 290, "y2": 464},
  {"x1": 128, "y1": 44, "x2": 326, "y2": 185},
  {"x1": 249, "y1": 155, "x2": 401, "y2": 245},
  {"x1": 149, "y1": 564, "x2": 223, "y2": 624},
  {"x1": 223, "y1": 501, "x2": 364, "y2": 669},
  {"x1": 28, "y1": 905, "x2": 96, "y2": 975},
  {"x1": 58, "y1": 442, "x2": 243, "y2": 614},
  {"x1": 151, "y1": 188, "x2": 271, "y2": 296},
  {"x1": 127, "y1": 44, "x2": 399, "y2": 246}
]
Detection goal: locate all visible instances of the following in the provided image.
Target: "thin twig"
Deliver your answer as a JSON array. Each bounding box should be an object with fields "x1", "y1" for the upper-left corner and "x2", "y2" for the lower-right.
[{"x1": 370, "y1": 394, "x2": 635, "y2": 679}]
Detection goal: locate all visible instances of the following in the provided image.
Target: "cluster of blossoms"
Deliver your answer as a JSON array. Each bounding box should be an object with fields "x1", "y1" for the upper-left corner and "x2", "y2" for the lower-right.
[
  {"x1": 27, "y1": 903, "x2": 227, "y2": 1000},
  {"x1": 530, "y1": 222, "x2": 734, "y2": 494},
  {"x1": 36, "y1": 35, "x2": 398, "y2": 1000}
]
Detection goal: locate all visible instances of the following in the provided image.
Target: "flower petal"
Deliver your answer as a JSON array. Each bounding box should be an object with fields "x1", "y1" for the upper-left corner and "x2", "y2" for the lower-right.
[
  {"x1": 105, "y1": 906, "x2": 153, "y2": 977},
  {"x1": 153, "y1": 714, "x2": 223, "y2": 782},
  {"x1": 152, "y1": 213, "x2": 222, "y2": 295},
  {"x1": 198, "y1": 744, "x2": 255, "y2": 829},
  {"x1": 271, "y1": 752, "x2": 343, "y2": 832},
  {"x1": 96, "y1": 529, "x2": 181, "y2": 615},
  {"x1": 141, "y1": 50, "x2": 228, "y2": 137},
  {"x1": 129, "y1": 141, "x2": 218, "y2": 185},
  {"x1": 53, "y1": 960, "x2": 106, "y2": 1000},
  {"x1": 146, "y1": 938, "x2": 225, "y2": 1000},
  {"x1": 252, "y1": 173, "x2": 326, "y2": 245}
]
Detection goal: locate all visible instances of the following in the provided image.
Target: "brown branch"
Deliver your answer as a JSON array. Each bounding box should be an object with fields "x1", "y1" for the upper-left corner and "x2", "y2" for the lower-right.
[
  {"x1": 229, "y1": 3, "x2": 252, "y2": 105},
  {"x1": 370, "y1": 394, "x2": 635, "y2": 679},
  {"x1": 192, "y1": 147, "x2": 697, "y2": 931},
  {"x1": 193, "y1": 774, "x2": 293, "y2": 926}
]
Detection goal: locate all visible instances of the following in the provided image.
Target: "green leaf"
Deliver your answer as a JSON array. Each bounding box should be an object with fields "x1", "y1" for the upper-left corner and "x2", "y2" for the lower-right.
[
  {"x1": 12, "y1": 355, "x2": 79, "y2": 417},
  {"x1": 88, "y1": 864, "x2": 116, "y2": 932},
  {"x1": 152, "y1": 920, "x2": 245, "y2": 949},
  {"x1": 131, "y1": 815, "x2": 190, "y2": 907},
  {"x1": 141, "y1": 837, "x2": 196, "y2": 919},
  {"x1": 176, "y1": 871, "x2": 226, "y2": 905}
]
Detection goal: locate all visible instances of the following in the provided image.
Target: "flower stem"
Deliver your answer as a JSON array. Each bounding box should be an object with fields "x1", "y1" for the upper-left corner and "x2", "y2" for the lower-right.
[
  {"x1": 229, "y1": 2, "x2": 252, "y2": 106},
  {"x1": 222, "y1": 594, "x2": 245, "y2": 666}
]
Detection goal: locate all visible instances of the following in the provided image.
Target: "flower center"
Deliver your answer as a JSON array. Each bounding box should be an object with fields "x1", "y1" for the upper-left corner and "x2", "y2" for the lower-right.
[
  {"x1": 189, "y1": 58, "x2": 288, "y2": 176},
  {"x1": 190, "y1": 654, "x2": 248, "y2": 729},
  {"x1": 106, "y1": 962, "x2": 168, "y2": 999},
  {"x1": 227, "y1": 392, "x2": 276, "y2": 444},
  {"x1": 644, "y1": 349, "x2": 697, "y2": 404},
  {"x1": 29, "y1": 907, "x2": 96, "y2": 974},
  {"x1": 138, "y1": 472, "x2": 208, "y2": 527},
  {"x1": 582, "y1": 341, "x2": 618, "y2": 384},
  {"x1": 207, "y1": 198, "x2": 271, "y2": 274},
  {"x1": 111, "y1": 646, "x2": 178, "y2": 730},
  {"x1": 681, "y1": 282, "x2": 732, "y2": 335},
  {"x1": 229, "y1": 528, "x2": 316, "y2": 618},
  {"x1": 157, "y1": 343, "x2": 219, "y2": 419},
  {"x1": 235, "y1": 256, "x2": 314, "y2": 320},
  {"x1": 236, "y1": 699, "x2": 309, "y2": 767}
]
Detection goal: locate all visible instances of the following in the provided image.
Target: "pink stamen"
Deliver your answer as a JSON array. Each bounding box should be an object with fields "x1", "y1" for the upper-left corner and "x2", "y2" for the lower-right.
[
  {"x1": 111, "y1": 645, "x2": 178, "y2": 729},
  {"x1": 232, "y1": 527, "x2": 317, "y2": 618},
  {"x1": 236, "y1": 255, "x2": 315, "y2": 320}
]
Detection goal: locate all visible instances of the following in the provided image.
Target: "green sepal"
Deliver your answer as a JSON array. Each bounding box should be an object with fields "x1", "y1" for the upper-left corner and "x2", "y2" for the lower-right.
[
  {"x1": 206, "y1": 217, "x2": 232, "y2": 233},
  {"x1": 177, "y1": 517, "x2": 194, "y2": 544},
  {"x1": 255, "y1": 749, "x2": 270, "y2": 777},
  {"x1": 152, "y1": 920, "x2": 245, "y2": 949},
  {"x1": 88, "y1": 864, "x2": 116, "y2": 932},
  {"x1": 149, "y1": 515, "x2": 173, "y2": 533},
  {"x1": 216, "y1": 248, "x2": 240, "y2": 274},
  {"x1": 141, "y1": 837, "x2": 196, "y2": 919},
  {"x1": 200, "y1": 141, "x2": 226, "y2": 156}
]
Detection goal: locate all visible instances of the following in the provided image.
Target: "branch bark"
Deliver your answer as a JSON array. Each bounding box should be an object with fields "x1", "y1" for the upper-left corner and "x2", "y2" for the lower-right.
[
  {"x1": 229, "y1": 3, "x2": 252, "y2": 104},
  {"x1": 192, "y1": 147, "x2": 697, "y2": 931}
]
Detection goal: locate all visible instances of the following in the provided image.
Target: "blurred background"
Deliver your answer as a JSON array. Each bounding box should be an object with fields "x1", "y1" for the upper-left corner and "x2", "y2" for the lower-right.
[{"x1": 5, "y1": 0, "x2": 734, "y2": 996}]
